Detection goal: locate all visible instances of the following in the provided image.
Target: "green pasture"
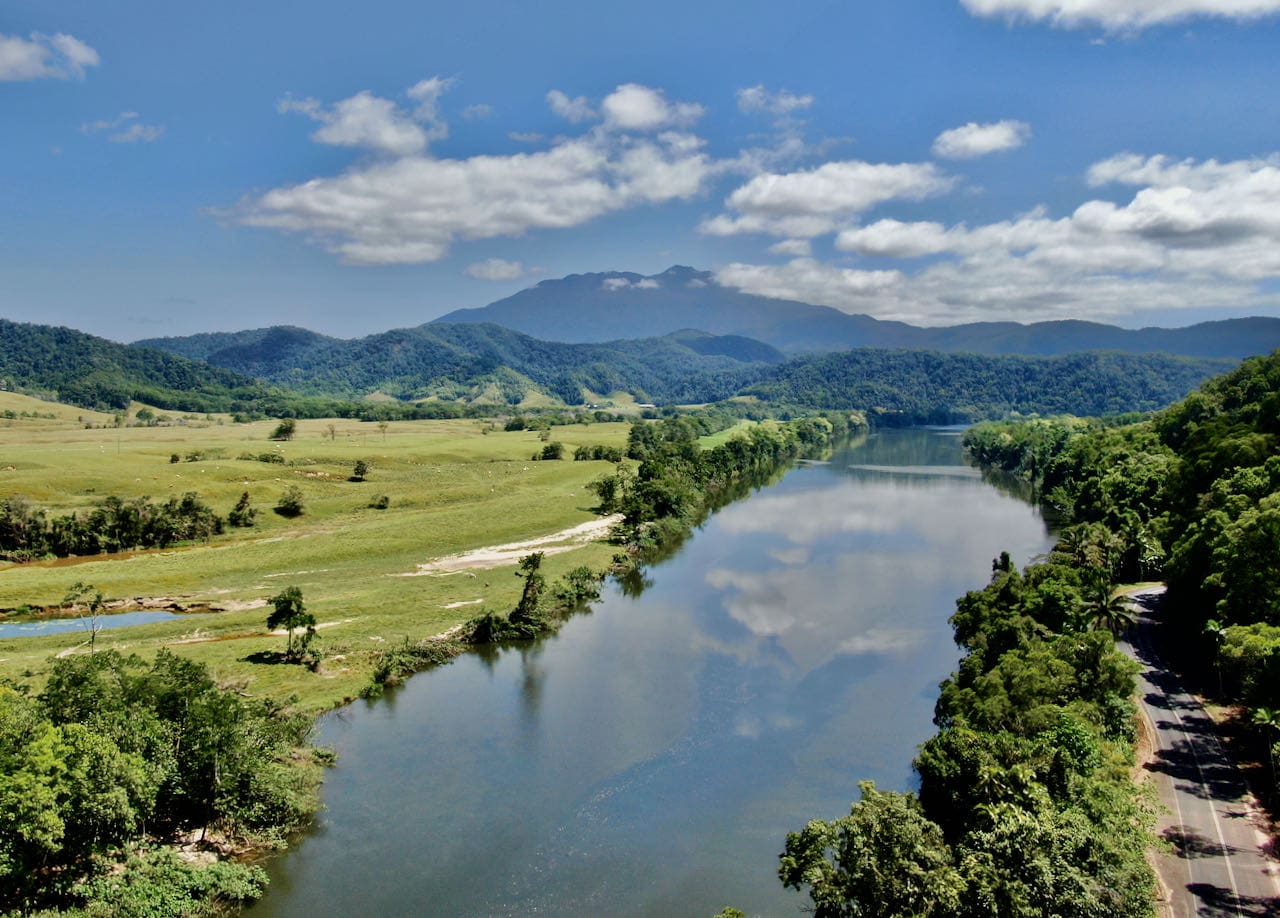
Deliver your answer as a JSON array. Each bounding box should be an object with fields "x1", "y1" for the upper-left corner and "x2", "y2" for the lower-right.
[{"x1": 0, "y1": 410, "x2": 633, "y2": 710}]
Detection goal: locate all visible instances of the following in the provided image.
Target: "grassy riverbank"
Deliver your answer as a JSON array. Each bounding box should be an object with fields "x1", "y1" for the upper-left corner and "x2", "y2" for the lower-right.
[{"x1": 0, "y1": 408, "x2": 638, "y2": 711}]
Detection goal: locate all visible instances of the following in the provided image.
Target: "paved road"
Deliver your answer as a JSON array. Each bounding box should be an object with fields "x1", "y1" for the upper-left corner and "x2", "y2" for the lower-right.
[{"x1": 1122, "y1": 587, "x2": 1280, "y2": 917}]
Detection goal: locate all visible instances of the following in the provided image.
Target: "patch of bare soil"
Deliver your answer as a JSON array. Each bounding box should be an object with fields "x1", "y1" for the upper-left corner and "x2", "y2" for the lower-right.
[{"x1": 399, "y1": 514, "x2": 621, "y2": 576}]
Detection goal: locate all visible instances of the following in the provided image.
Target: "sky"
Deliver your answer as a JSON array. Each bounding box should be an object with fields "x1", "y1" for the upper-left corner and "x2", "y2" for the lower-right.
[{"x1": 4, "y1": 0, "x2": 1280, "y2": 341}]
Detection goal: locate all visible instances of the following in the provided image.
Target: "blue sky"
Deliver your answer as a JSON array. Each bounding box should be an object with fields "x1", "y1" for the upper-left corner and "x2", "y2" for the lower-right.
[{"x1": 4, "y1": 0, "x2": 1280, "y2": 340}]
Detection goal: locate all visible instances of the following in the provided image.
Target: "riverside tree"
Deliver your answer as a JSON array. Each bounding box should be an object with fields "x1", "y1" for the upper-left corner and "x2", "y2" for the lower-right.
[{"x1": 266, "y1": 586, "x2": 315, "y2": 660}]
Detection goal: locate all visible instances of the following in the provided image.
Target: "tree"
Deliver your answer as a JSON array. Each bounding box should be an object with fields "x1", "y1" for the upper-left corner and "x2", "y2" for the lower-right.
[
  {"x1": 1252, "y1": 706, "x2": 1280, "y2": 785},
  {"x1": 326, "y1": 422, "x2": 336, "y2": 441},
  {"x1": 63, "y1": 581, "x2": 105, "y2": 654},
  {"x1": 1204, "y1": 618, "x2": 1227, "y2": 697},
  {"x1": 275, "y1": 485, "x2": 304, "y2": 517},
  {"x1": 377, "y1": 420, "x2": 389, "y2": 441},
  {"x1": 269, "y1": 418, "x2": 296, "y2": 441},
  {"x1": 779, "y1": 782, "x2": 964, "y2": 918},
  {"x1": 511, "y1": 552, "x2": 545, "y2": 626},
  {"x1": 352, "y1": 459, "x2": 370, "y2": 481},
  {"x1": 228, "y1": 491, "x2": 255, "y2": 527},
  {"x1": 266, "y1": 586, "x2": 316, "y2": 659}
]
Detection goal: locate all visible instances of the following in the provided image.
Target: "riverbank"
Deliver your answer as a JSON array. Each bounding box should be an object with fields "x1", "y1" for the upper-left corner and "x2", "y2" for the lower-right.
[{"x1": 1, "y1": 412, "x2": 855, "y2": 915}]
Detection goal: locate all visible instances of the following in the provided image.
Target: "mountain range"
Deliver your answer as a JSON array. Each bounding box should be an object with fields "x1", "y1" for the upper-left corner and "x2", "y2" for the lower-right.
[{"x1": 433, "y1": 266, "x2": 1280, "y2": 359}]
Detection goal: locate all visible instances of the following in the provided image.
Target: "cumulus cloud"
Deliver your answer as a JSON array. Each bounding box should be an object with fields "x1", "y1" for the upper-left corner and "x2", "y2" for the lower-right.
[
  {"x1": 237, "y1": 84, "x2": 715, "y2": 265},
  {"x1": 279, "y1": 78, "x2": 452, "y2": 157},
  {"x1": 603, "y1": 277, "x2": 661, "y2": 291},
  {"x1": 932, "y1": 120, "x2": 1031, "y2": 159},
  {"x1": 466, "y1": 258, "x2": 526, "y2": 281},
  {"x1": 546, "y1": 89, "x2": 596, "y2": 123},
  {"x1": 81, "y1": 111, "x2": 164, "y2": 144},
  {"x1": 701, "y1": 160, "x2": 954, "y2": 238},
  {"x1": 836, "y1": 220, "x2": 953, "y2": 257},
  {"x1": 737, "y1": 85, "x2": 814, "y2": 115},
  {"x1": 601, "y1": 83, "x2": 704, "y2": 131},
  {"x1": 716, "y1": 153, "x2": 1280, "y2": 324},
  {"x1": 0, "y1": 31, "x2": 98, "y2": 81},
  {"x1": 959, "y1": 0, "x2": 1280, "y2": 30}
]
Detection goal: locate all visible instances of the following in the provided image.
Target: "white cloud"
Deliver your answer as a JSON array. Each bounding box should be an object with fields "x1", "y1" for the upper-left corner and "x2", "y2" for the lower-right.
[
  {"x1": 602, "y1": 277, "x2": 661, "y2": 291},
  {"x1": 81, "y1": 111, "x2": 164, "y2": 144},
  {"x1": 0, "y1": 31, "x2": 98, "y2": 81},
  {"x1": 279, "y1": 78, "x2": 452, "y2": 157},
  {"x1": 509, "y1": 131, "x2": 545, "y2": 144},
  {"x1": 960, "y1": 0, "x2": 1280, "y2": 30},
  {"x1": 769, "y1": 238, "x2": 812, "y2": 257},
  {"x1": 466, "y1": 258, "x2": 526, "y2": 281},
  {"x1": 462, "y1": 103, "x2": 494, "y2": 121},
  {"x1": 237, "y1": 94, "x2": 714, "y2": 265},
  {"x1": 109, "y1": 122, "x2": 164, "y2": 144},
  {"x1": 716, "y1": 153, "x2": 1280, "y2": 324},
  {"x1": 836, "y1": 220, "x2": 953, "y2": 257},
  {"x1": 717, "y1": 259, "x2": 904, "y2": 308},
  {"x1": 737, "y1": 85, "x2": 814, "y2": 116},
  {"x1": 932, "y1": 120, "x2": 1031, "y2": 159},
  {"x1": 546, "y1": 90, "x2": 596, "y2": 123},
  {"x1": 601, "y1": 83, "x2": 704, "y2": 131},
  {"x1": 701, "y1": 160, "x2": 954, "y2": 238}
]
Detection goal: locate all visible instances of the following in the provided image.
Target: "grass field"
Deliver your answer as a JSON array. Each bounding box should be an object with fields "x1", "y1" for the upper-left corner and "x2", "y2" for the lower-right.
[{"x1": 0, "y1": 404, "x2": 639, "y2": 710}]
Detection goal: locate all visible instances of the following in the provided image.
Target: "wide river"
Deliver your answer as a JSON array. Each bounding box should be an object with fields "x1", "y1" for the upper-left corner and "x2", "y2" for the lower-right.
[{"x1": 251, "y1": 428, "x2": 1053, "y2": 917}]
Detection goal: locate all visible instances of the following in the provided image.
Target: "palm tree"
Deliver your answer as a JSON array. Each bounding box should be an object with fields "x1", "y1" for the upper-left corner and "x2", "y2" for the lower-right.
[
  {"x1": 1083, "y1": 576, "x2": 1134, "y2": 638},
  {"x1": 1251, "y1": 706, "x2": 1280, "y2": 786}
]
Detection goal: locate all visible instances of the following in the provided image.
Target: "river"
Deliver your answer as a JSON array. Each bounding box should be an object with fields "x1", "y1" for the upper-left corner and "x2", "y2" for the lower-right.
[{"x1": 250, "y1": 428, "x2": 1053, "y2": 917}]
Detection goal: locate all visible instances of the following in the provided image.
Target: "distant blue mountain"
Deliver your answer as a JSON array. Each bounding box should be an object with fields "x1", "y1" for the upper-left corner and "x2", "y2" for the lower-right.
[{"x1": 433, "y1": 265, "x2": 1280, "y2": 360}]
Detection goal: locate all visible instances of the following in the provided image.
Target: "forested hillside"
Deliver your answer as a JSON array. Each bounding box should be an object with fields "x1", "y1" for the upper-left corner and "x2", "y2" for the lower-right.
[
  {"x1": 140, "y1": 323, "x2": 778, "y2": 405},
  {"x1": 743, "y1": 349, "x2": 1234, "y2": 423},
  {"x1": 963, "y1": 349, "x2": 1280, "y2": 760},
  {"x1": 0, "y1": 319, "x2": 268, "y2": 412}
]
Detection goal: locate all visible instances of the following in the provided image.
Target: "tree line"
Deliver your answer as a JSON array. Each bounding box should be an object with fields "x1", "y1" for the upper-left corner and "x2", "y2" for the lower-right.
[
  {"x1": 779, "y1": 544, "x2": 1155, "y2": 916},
  {"x1": 963, "y1": 350, "x2": 1280, "y2": 791},
  {"x1": 0, "y1": 493, "x2": 224, "y2": 562}
]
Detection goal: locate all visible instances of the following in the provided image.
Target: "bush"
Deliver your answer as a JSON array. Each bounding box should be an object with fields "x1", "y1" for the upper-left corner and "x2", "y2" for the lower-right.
[
  {"x1": 368, "y1": 495, "x2": 390, "y2": 510},
  {"x1": 274, "y1": 486, "x2": 304, "y2": 517}
]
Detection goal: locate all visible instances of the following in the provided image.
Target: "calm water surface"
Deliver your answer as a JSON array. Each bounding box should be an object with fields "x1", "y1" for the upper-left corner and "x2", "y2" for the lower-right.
[
  {"x1": 0, "y1": 609, "x2": 192, "y2": 638},
  {"x1": 252, "y1": 428, "x2": 1052, "y2": 917}
]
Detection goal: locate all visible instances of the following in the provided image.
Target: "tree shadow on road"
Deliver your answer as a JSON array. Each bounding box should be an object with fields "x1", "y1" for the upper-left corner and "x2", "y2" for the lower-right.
[
  {"x1": 1185, "y1": 882, "x2": 1279, "y2": 917},
  {"x1": 1163, "y1": 826, "x2": 1241, "y2": 860}
]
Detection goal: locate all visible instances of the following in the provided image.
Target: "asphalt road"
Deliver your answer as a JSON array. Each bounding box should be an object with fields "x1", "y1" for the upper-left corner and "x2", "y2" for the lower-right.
[{"x1": 1122, "y1": 587, "x2": 1280, "y2": 917}]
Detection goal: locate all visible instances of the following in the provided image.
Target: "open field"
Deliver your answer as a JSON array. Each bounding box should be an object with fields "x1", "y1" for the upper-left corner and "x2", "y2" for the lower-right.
[{"x1": 0, "y1": 409, "x2": 638, "y2": 710}]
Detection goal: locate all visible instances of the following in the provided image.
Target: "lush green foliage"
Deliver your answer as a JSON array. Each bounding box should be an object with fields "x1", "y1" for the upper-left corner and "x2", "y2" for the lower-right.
[
  {"x1": 0, "y1": 650, "x2": 319, "y2": 914},
  {"x1": 782, "y1": 544, "x2": 1154, "y2": 916},
  {"x1": 0, "y1": 492, "x2": 223, "y2": 561},
  {"x1": 963, "y1": 350, "x2": 1280, "y2": 777},
  {"x1": 746, "y1": 349, "x2": 1231, "y2": 424},
  {"x1": 0, "y1": 319, "x2": 270, "y2": 412}
]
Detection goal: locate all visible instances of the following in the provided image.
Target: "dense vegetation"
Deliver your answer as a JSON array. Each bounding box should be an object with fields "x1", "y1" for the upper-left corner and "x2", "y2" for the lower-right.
[
  {"x1": 0, "y1": 650, "x2": 321, "y2": 916},
  {"x1": 0, "y1": 320, "x2": 269, "y2": 413},
  {"x1": 963, "y1": 350, "x2": 1280, "y2": 780},
  {"x1": 5, "y1": 315, "x2": 1236, "y2": 422},
  {"x1": 139, "y1": 323, "x2": 777, "y2": 406},
  {"x1": 0, "y1": 493, "x2": 223, "y2": 562},
  {"x1": 780, "y1": 544, "x2": 1155, "y2": 916},
  {"x1": 744, "y1": 349, "x2": 1234, "y2": 424}
]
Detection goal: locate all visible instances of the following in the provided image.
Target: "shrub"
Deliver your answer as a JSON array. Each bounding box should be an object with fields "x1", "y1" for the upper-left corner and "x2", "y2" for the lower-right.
[{"x1": 274, "y1": 486, "x2": 304, "y2": 517}]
